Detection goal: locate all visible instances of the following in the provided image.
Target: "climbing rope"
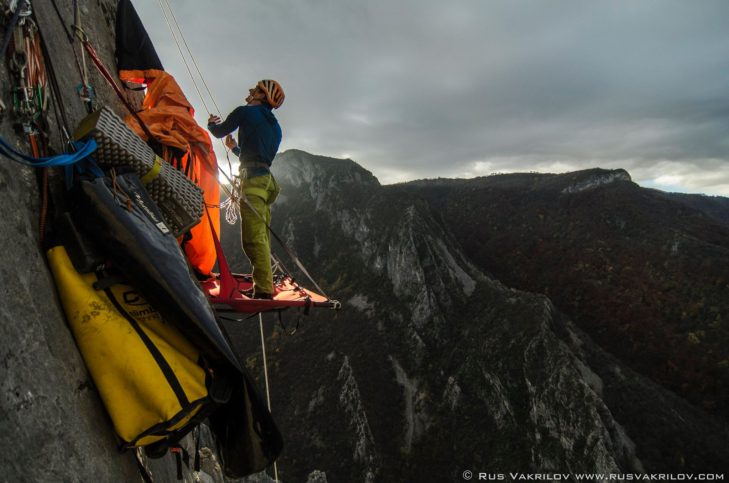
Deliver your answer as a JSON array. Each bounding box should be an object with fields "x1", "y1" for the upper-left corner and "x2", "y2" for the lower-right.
[
  {"x1": 152, "y1": 0, "x2": 329, "y2": 298},
  {"x1": 154, "y1": 0, "x2": 236, "y2": 180},
  {"x1": 71, "y1": 0, "x2": 94, "y2": 112},
  {"x1": 37, "y1": 5, "x2": 74, "y2": 147},
  {"x1": 47, "y1": 0, "x2": 158, "y2": 144},
  {"x1": 0, "y1": 136, "x2": 97, "y2": 166},
  {"x1": 44, "y1": 0, "x2": 331, "y2": 302},
  {"x1": 154, "y1": 0, "x2": 209, "y2": 114},
  {"x1": 148, "y1": 0, "x2": 330, "y2": 295},
  {"x1": 49, "y1": 0, "x2": 95, "y2": 112},
  {"x1": 219, "y1": 177, "x2": 242, "y2": 224},
  {"x1": 151, "y1": 6, "x2": 335, "y2": 477},
  {"x1": 80, "y1": 38, "x2": 158, "y2": 144},
  {"x1": 160, "y1": 0, "x2": 223, "y2": 115},
  {"x1": 258, "y1": 312, "x2": 279, "y2": 482}
]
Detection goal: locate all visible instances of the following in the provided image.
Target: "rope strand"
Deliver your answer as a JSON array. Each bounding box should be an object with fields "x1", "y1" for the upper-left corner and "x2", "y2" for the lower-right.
[
  {"x1": 153, "y1": 0, "x2": 237, "y2": 187},
  {"x1": 258, "y1": 313, "x2": 279, "y2": 482},
  {"x1": 154, "y1": 0, "x2": 210, "y2": 114},
  {"x1": 150, "y1": 0, "x2": 326, "y2": 297},
  {"x1": 160, "y1": 0, "x2": 223, "y2": 116}
]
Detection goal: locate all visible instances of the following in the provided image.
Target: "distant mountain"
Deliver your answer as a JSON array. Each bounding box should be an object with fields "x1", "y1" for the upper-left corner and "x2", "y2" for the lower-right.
[
  {"x1": 401, "y1": 168, "x2": 729, "y2": 418},
  {"x1": 665, "y1": 192, "x2": 729, "y2": 227},
  {"x1": 220, "y1": 151, "x2": 729, "y2": 481}
]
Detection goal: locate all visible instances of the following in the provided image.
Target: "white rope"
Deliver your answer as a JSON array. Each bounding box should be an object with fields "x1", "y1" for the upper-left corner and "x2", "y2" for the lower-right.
[
  {"x1": 258, "y1": 313, "x2": 279, "y2": 482},
  {"x1": 153, "y1": 0, "x2": 330, "y2": 299},
  {"x1": 72, "y1": 1, "x2": 89, "y2": 93},
  {"x1": 219, "y1": 193, "x2": 241, "y2": 225},
  {"x1": 155, "y1": 0, "x2": 210, "y2": 114},
  {"x1": 154, "y1": 0, "x2": 237, "y2": 181},
  {"x1": 161, "y1": 0, "x2": 223, "y2": 116}
]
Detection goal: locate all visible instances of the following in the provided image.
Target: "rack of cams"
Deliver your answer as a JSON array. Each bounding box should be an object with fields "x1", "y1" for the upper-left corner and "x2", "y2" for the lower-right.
[{"x1": 74, "y1": 106, "x2": 204, "y2": 236}]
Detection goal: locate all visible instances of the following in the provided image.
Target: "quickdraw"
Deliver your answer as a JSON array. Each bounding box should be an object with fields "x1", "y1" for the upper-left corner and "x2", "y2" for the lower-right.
[
  {"x1": 6, "y1": 2, "x2": 46, "y2": 122},
  {"x1": 70, "y1": 0, "x2": 94, "y2": 112}
]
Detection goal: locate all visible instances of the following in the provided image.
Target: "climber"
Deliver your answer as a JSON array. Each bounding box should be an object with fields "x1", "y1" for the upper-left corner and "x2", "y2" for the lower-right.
[{"x1": 207, "y1": 80, "x2": 285, "y2": 299}]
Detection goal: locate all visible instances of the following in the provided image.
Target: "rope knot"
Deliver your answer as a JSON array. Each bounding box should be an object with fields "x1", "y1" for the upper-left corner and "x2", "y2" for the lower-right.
[{"x1": 71, "y1": 24, "x2": 89, "y2": 43}]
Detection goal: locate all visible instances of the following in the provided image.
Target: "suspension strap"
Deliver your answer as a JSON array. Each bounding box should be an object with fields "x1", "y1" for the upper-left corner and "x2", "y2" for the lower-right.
[
  {"x1": 135, "y1": 449, "x2": 155, "y2": 483},
  {"x1": 80, "y1": 38, "x2": 157, "y2": 143}
]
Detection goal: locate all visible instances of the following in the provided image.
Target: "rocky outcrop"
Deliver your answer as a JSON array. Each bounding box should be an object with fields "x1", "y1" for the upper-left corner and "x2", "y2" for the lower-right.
[
  {"x1": 561, "y1": 169, "x2": 632, "y2": 193},
  {"x1": 337, "y1": 356, "x2": 379, "y2": 482}
]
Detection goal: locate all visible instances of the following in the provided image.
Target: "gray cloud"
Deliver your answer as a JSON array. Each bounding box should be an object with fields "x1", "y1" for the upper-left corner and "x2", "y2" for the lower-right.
[{"x1": 133, "y1": 0, "x2": 729, "y2": 195}]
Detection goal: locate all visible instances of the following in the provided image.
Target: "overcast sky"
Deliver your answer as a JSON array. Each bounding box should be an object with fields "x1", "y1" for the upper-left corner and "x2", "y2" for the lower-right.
[{"x1": 132, "y1": 0, "x2": 729, "y2": 196}]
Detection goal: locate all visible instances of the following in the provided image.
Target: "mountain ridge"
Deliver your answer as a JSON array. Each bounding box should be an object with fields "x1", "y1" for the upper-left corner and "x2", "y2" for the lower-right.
[{"x1": 218, "y1": 150, "x2": 729, "y2": 481}]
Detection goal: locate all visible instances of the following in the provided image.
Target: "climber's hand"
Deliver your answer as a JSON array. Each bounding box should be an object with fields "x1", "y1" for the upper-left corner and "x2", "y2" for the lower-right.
[{"x1": 224, "y1": 135, "x2": 238, "y2": 150}]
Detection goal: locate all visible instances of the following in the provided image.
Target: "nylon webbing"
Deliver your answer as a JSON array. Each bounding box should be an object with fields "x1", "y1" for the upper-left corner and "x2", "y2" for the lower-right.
[{"x1": 243, "y1": 187, "x2": 268, "y2": 201}]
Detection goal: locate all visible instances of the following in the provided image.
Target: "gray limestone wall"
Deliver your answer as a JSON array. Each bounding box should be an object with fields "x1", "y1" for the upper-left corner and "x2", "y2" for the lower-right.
[{"x1": 0, "y1": 1, "x2": 196, "y2": 481}]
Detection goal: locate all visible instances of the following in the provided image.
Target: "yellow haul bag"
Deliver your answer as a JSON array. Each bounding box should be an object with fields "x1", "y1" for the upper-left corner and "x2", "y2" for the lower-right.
[{"x1": 47, "y1": 245, "x2": 211, "y2": 447}]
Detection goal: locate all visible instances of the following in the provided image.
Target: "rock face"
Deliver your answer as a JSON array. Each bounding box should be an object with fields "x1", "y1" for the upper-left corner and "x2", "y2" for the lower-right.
[
  {"x1": 561, "y1": 169, "x2": 632, "y2": 194},
  {"x1": 0, "y1": 1, "x2": 145, "y2": 481},
  {"x1": 219, "y1": 151, "x2": 729, "y2": 481},
  {"x1": 0, "y1": 2, "x2": 239, "y2": 482}
]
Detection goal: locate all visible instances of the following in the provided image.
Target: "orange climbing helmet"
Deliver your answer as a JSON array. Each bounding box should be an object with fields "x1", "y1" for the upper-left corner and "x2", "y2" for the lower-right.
[{"x1": 257, "y1": 79, "x2": 285, "y2": 109}]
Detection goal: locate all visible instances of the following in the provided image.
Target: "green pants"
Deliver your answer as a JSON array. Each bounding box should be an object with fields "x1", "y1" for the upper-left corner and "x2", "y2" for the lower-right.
[{"x1": 239, "y1": 173, "x2": 280, "y2": 295}]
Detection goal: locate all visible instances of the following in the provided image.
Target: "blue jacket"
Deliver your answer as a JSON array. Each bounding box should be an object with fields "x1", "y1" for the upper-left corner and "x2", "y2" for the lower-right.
[{"x1": 208, "y1": 104, "x2": 282, "y2": 173}]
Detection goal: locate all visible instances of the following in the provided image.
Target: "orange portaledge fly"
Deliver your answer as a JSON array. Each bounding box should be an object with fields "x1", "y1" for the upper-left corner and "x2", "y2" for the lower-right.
[{"x1": 201, "y1": 217, "x2": 341, "y2": 316}]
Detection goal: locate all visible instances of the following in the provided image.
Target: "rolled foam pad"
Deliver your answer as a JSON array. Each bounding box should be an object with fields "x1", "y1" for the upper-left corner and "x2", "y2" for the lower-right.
[{"x1": 74, "y1": 106, "x2": 203, "y2": 236}]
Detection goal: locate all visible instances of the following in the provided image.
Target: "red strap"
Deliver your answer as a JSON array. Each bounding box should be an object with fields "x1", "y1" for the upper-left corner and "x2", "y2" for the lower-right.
[
  {"x1": 205, "y1": 206, "x2": 237, "y2": 299},
  {"x1": 81, "y1": 40, "x2": 157, "y2": 143}
]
